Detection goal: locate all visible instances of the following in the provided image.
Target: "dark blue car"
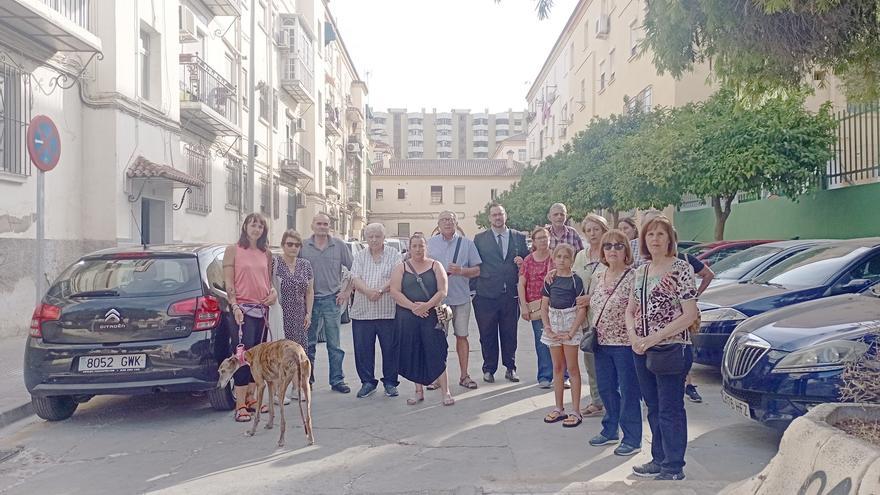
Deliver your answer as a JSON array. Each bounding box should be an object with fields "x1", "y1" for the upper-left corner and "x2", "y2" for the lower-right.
[
  {"x1": 721, "y1": 282, "x2": 880, "y2": 430},
  {"x1": 693, "y1": 238, "x2": 880, "y2": 367},
  {"x1": 705, "y1": 239, "x2": 828, "y2": 290}
]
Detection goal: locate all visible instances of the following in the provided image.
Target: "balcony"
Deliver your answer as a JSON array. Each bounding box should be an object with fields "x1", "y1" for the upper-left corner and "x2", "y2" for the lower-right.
[
  {"x1": 408, "y1": 121, "x2": 423, "y2": 130},
  {"x1": 179, "y1": 53, "x2": 240, "y2": 138},
  {"x1": 280, "y1": 52, "x2": 314, "y2": 104},
  {"x1": 437, "y1": 123, "x2": 452, "y2": 132},
  {"x1": 325, "y1": 167, "x2": 340, "y2": 196},
  {"x1": 473, "y1": 122, "x2": 489, "y2": 131},
  {"x1": 279, "y1": 140, "x2": 313, "y2": 181},
  {"x1": 199, "y1": 0, "x2": 241, "y2": 18},
  {"x1": 325, "y1": 104, "x2": 342, "y2": 137},
  {"x1": 0, "y1": 0, "x2": 102, "y2": 54},
  {"x1": 346, "y1": 97, "x2": 364, "y2": 123}
]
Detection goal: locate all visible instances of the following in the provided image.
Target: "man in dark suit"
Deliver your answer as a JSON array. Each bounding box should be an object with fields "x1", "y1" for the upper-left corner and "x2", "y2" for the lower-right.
[{"x1": 473, "y1": 203, "x2": 528, "y2": 383}]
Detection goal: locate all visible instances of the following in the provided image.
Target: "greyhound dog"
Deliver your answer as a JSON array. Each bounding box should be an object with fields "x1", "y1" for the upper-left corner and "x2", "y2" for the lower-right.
[{"x1": 217, "y1": 340, "x2": 314, "y2": 447}]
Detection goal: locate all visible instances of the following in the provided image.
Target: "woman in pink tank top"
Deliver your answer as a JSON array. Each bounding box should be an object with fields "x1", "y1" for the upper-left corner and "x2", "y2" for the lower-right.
[{"x1": 223, "y1": 213, "x2": 277, "y2": 422}]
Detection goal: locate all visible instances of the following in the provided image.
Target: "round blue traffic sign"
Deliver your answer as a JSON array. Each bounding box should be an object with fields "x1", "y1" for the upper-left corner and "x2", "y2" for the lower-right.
[{"x1": 27, "y1": 115, "x2": 61, "y2": 172}]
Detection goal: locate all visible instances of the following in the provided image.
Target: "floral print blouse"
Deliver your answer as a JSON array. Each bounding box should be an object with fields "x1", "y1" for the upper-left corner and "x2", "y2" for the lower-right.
[
  {"x1": 632, "y1": 258, "x2": 697, "y2": 345},
  {"x1": 589, "y1": 268, "x2": 635, "y2": 346}
]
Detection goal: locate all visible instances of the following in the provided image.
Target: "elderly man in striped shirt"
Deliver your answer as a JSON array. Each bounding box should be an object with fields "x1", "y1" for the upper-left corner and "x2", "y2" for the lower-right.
[{"x1": 349, "y1": 223, "x2": 403, "y2": 398}]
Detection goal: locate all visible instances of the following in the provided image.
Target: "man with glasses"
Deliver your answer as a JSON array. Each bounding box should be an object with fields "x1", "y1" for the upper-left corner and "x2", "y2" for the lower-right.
[
  {"x1": 473, "y1": 204, "x2": 529, "y2": 383},
  {"x1": 427, "y1": 211, "x2": 482, "y2": 390},
  {"x1": 301, "y1": 212, "x2": 354, "y2": 393}
]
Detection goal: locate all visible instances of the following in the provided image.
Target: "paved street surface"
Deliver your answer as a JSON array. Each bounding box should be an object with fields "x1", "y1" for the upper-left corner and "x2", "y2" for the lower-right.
[{"x1": 0, "y1": 317, "x2": 781, "y2": 494}]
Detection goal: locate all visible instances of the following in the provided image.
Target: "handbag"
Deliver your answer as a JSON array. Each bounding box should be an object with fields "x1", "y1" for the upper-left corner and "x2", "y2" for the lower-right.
[
  {"x1": 580, "y1": 268, "x2": 630, "y2": 353},
  {"x1": 406, "y1": 260, "x2": 452, "y2": 335},
  {"x1": 640, "y1": 264, "x2": 691, "y2": 375},
  {"x1": 526, "y1": 299, "x2": 543, "y2": 320}
]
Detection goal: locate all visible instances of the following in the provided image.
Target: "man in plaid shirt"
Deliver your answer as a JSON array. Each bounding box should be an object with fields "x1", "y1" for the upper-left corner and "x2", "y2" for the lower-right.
[{"x1": 547, "y1": 203, "x2": 584, "y2": 253}]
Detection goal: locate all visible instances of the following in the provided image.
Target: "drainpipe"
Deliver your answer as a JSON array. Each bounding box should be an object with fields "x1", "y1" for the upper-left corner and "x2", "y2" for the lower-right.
[{"x1": 246, "y1": 0, "x2": 256, "y2": 212}]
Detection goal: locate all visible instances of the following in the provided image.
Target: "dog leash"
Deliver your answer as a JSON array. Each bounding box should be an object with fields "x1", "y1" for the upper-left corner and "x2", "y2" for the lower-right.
[{"x1": 234, "y1": 304, "x2": 272, "y2": 367}]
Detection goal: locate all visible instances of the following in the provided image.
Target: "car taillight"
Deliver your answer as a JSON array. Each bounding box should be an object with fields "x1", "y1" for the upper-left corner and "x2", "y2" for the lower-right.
[
  {"x1": 29, "y1": 303, "x2": 61, "y2": 338},
  {"x1": 168, "y1": 296, "x2": 221, "y2": 331}
]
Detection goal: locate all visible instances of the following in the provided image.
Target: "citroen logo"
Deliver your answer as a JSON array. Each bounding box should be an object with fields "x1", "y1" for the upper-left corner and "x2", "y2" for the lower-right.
[{"x1": 104, "y1": 309, "x2": 121, "y2": 323}]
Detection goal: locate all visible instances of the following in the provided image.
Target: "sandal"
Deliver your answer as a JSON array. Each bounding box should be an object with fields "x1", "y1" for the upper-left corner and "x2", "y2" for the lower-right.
[
  {"x1": 459, "y1": 375, "x2": 478, "y2": 389},
  {"x1": 544, "y1": 408, "x2": 566, "y2": 423},
  {"x1": 260, "y1": 404, "x2": 270, "y2": 414},
  {"x1": 235, "y1": 407, "x2": 252, "y2": 422},
  {"x1": 562, "y1": 414, "x2": 583, "y2": 428},
  {"x1": 581, "y1": 404, "x2": 605, "y2": 417},
  {"x1": 244, "y1": 399, "x2": 257, "y2": 413},
  {"x1": 426, "y1": 381, "x2": 440, "y2": 391},
  {"x1": 406, "y1": 394, "x2": 425, "y2": 406},
  {"x1": 442, "y1": 395, "x2": 455, "y2": 406}
]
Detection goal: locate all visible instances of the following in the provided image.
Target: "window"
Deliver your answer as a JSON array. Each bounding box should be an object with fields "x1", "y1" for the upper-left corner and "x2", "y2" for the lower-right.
[
  {"x1": 376, "y1": 188, "x2": 384, "y2": 200},
  {"x1": 438, "y1": 152, "x2": 452, "y2": 158},
  {"x1": 259, "y1": 85, "x2": 268, "y2": 121},
  {"x1": 497, "y1": 129, "x2": 508, "y2": 137},
  {"x1": 272, "y1": 90, "x2": 279, "y2": 128},
  {"x1": 627, "y1": 86, "x2": 653, "y2": 113},
  {"x1": 286, "y1": 191, "x2": 298, "y2": 230},
  {"x1": 609, "y1": 49, "x2": 616, "y2": 81},
  {"x1": 408, "y1": 129, "x2": 423, "y2": 136},
  {"x1": 569, "y1": 42, "x2": 575, "y2": 69},
  {"x1": 317, "y1": 91, "x2": 322, "y2": 126},
  {"x1": 138, "y1": 30, "x2": 150, "y2": 99},
  {"x1": 474, "y1": 152, "x2": 489, "y2": 158},
  {"x1": 490, "y1": 188, "x2": 498, "y2": 200},
  {"x1": 272, "y1": 177, "x2": 280, "y2": 220},
  {"x1": 599, "y1": 60, "x2": 607, "y2": 91},
  {"x1": 397, "y1": 188, "x2": 406, "y2": 200},
  {"x1": 408, "y1": 140, "x2": 423, "y2": 148},
  {"x1": 408, "y1": 117, "x2": 422, "y2": 125},
  {"x1": 583, "y1": 20, "x2": 589, "y2": 49},
  {"x1": 580, "y1": 79, "x2": 586, "y2": 108},
  {"x1": 430, "y1": 185, "x2": 443, "y2": 204},
  {"x1": 474, "y1": 129, "x2": 488, "y2": 137},
  {"x1": 185, "y1": 144, "x2": 211, "y2": 214},
  {"x1": 242, "y1": 68, "x2": 248, "y2": 108},
  {"x1": 454, "y1": 186, "x2": 465, "y2": 204},
  {"x1": 260, "y1": 175, "x2": 269, "y2": 215},
  {"x1": 407, "y1": 152, "x2": 423, "y2": 158},
  {"x1": 398, "y1": 223, "x2": 410, "y2": 237},
  {"x1": 629, "y1": 20, "x2": 641, "y2": 58},
  {"x1": 0, "y1": 61, "x2": 30, "y2": 176},
  {"x1": 225, "y1": 157, "x2": 242, "y2": 209},
  {"x1": 518, "y1": 149, "x2": 526, "y2": 161},
  {"x1": 438, "y1": 129, "x2": 451, "y2": 136}
]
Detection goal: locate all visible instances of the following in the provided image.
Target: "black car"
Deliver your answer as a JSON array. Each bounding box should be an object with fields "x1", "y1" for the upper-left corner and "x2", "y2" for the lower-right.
[
  {"x1": 721, "y1": 282, "x2": 880, "y2": 430},
  {"x1": 694, "y1": 238, "x2": 880, "y2": 367},
  {"x1": 25, "y1": 244, "x2": 236, "y2": 421}
]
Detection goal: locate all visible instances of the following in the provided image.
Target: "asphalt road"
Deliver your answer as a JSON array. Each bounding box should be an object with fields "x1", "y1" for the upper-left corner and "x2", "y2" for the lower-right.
[{"x1": 0, "y1": 318, "x2": 781, "y2": 494}]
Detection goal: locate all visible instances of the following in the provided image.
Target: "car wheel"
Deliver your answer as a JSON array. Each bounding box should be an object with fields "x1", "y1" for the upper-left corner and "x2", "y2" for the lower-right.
[
  {"x1": 31, "y1": 395, "x2": 78, "y2": 421},
  {"x1": 208, "y1": 383, "x2": 236, "y2": 411}
]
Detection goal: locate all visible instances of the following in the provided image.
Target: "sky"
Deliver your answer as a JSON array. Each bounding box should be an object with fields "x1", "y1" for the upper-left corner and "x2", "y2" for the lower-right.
[{"x1": 330, "y1": 0, "x2": 578, "y2": 113}]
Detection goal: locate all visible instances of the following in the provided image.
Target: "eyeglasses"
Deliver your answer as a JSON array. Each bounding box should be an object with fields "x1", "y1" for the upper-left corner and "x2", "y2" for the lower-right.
[
  {"x1": 283, "y1": 242, "x2": 302, "y2": 247},
  {"x1": 602, "y1": 242, "x2": 626, "y2": 251}
]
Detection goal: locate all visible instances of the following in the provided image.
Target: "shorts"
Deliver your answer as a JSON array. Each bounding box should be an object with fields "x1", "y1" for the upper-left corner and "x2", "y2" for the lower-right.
[
  {"x1": 541, "y1": 306, "x2": 583, "y2": 348},
  {"x1": 450, "y1": 302, "x2": 471, "y2": 337}
]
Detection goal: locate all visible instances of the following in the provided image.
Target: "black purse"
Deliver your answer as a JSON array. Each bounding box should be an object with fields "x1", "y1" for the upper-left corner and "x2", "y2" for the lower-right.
[
  {"x1": 580, "y1": 268, "x2": 631, "y2": 353},
  {"x1": 640, "y1": 264, "x2": 691, "y2": 375}
]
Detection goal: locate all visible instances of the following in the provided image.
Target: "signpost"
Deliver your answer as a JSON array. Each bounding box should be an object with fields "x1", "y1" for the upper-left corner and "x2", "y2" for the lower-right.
[{"x1": 27, "y1": 115, "x2": 61, "y2": 304}]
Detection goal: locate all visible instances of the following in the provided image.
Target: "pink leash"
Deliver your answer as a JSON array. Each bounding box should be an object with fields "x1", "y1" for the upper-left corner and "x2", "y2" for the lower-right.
[{"x1": 234, "y1": 305, "x2": 272, "y2": 367}]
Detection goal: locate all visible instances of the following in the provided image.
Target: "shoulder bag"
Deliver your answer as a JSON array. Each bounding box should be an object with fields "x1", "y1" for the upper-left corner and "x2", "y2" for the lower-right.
[
  {"x1": 580, "y1": 269, "x2": 630, "y2": 353},
  {"x1": 526, "y1": 256, "x2": 550, "y2": 320},
  {"x1": 406, "y1": 260, "x2": 452, "y2": 335},
  {"x1": 642, "y1": 264, "x2": 690, "y2": 375}
]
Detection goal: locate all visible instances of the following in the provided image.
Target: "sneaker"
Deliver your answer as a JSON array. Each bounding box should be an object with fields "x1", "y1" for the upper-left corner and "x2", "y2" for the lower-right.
[
  {"x1": 655, "y1": 471, "x2": 686, "y2": 481},
  {"x1": 537, "y1": 380, "x2": 552, "y2": 389},
  {"x1": 356, "y1": 382, "x2": 377, "y2": 398},
  {"x1": 632, "y1": 461, "x2": 662, "y2": 477},
  {"x1": 563, "y1": 378, "x2": 571, "y2": 389},
  {"x1": 685, "y1": 384, "x2": 703, "y2": 403},
  {"x1": 384, "y1": 384, "x2": 399, "y2": 397},
  {"x1": 331, "y1": 382, "x2": 351, "y2": 394},
  {"x1": 613, "y1": 444, "x2": 641, "y2": 456},
  {"x1": 588, "y1": 434, "x2": 620, "y2": 447}
]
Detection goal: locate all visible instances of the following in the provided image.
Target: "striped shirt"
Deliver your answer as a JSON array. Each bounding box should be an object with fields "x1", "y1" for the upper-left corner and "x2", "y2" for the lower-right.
[
  {"x1": 548, "y1": 225, "x2": 585, "y2": 253},
  {"x1": 349, "y1": 246, "x2": 402, "y2": 320}
]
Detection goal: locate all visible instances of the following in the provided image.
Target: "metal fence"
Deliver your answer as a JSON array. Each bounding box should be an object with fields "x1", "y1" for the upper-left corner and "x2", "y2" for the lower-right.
[
  {"x1": 184, "y1": 144, "x2": 211, "y2": 214},
  {"x1": 179, "y1": 53, "x2": 239, "y2": 126},
  {"x1": 0, "y1": 61, "x2": 31, "y2": 176},
  {"x1": 40, "y1": 0, "x2": 91, "y2": 31},
  {"x1": 825, "y1": 101, "x2": 880, "y2": 189}
]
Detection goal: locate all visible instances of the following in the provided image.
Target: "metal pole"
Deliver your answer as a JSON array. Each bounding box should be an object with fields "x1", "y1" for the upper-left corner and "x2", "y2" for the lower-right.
[
  {"x1": 35, "y1": 170, "x2": 45, "y2": 304},
  {"x1": 246, "y1": 0, "x2": 257, "y2": 212}
]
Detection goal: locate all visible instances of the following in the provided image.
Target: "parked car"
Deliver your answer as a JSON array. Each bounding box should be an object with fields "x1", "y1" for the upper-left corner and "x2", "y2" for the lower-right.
[
  {"x1": 384, "y1": 238, "x2": 407, "y2": 254},
  {"x1": 707, "y1": 240, "x2": 829, "y2": 289},
  {"x1": 684, "y1": 240, "x2": 777, "y2": 266},
  {"x1": 721, "y1": 281, "x2": 880, "y2": 430},
  {"x1": 677, "y1": 240, "x2": 702, "y2": 251},
  {"x1": 24, "y1": 244, "x2": 236, "y2": 421},
  {"x1": 694, "y1": 238, "x2": 880, "y2": 367}
]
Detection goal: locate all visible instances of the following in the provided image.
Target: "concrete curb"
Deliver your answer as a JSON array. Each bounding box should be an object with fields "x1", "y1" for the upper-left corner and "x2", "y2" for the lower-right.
[
  {"x1": 0, "y1": 402, "x2": 32, "y2": 429},
  {"x1": 722, "y1": 403, "x2": 880, "y2": 495}
]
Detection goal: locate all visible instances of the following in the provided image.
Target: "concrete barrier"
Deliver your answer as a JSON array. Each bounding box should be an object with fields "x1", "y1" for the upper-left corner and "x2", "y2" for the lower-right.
[{"x1": 723, "y1": 403, "x2": 880, "y2": 495}]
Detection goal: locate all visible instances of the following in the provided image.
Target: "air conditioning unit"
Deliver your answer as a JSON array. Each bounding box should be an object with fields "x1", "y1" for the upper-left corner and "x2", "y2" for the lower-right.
[
  {"x1": 346, "y1": 142, "x2": 362, "y2": 153},
  {"x1": 595, "y1": 15, "x2": 610, "y2": 38},
  {"x1": 292, "y1": 117, "x2": 305, "y2": 132},
  {"x1": 179, "y1": 6, "x2": 197, "y2": 43}
]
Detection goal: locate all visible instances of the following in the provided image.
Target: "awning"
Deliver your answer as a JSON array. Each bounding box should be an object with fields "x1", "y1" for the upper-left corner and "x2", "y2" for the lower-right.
[{"x1": 126, "y1": 156, "x2": 204, "y2": 189}]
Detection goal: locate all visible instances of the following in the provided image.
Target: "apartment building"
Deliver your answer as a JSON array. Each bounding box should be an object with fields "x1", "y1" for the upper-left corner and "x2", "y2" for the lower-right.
[
  {"x1": 368, "y1": 108, "x2": 528, "y2": 160},
  {"x1": 0, "y1": 0, "x2": 368, "y2": 336}
]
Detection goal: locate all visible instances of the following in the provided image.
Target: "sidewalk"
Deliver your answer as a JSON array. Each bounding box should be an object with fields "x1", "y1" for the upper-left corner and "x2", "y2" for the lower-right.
[{"x1": 0, "y1": 337, "x2": 31, "y2": 428}]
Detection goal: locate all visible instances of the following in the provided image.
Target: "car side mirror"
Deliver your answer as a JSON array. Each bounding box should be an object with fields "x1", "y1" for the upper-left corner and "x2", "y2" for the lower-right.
[{"x1": 835, "y1": 278, "x2": 871, "y2": 294}]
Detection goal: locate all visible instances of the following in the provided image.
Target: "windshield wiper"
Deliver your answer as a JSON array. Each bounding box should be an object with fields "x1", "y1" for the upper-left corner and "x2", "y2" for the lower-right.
[{"x1": 69, "y1": 290, "x2": 120, "y2": 298}]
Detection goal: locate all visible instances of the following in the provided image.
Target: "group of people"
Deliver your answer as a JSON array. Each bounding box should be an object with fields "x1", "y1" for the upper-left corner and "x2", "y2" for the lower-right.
[{"x1": 222, "y1": 201, "x2": 712, "y2": 481}]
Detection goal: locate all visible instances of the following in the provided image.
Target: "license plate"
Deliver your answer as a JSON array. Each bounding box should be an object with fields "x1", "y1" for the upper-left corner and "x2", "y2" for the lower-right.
[
  {"x1": 78, "y1": 354, "x2": 146, "y2": 373},
  {"x1": 722, "y1": 390, "x2": 751, "y2": 419}
]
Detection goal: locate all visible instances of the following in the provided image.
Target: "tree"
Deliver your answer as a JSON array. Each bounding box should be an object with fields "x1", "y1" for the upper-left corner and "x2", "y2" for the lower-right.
[
  {"x1": 642, "y1": 0, "x2": 880, "y2": 101},
  {"x1": 677, "y1": 89, "x2": 836, "y2": 240},
  {"x1": 494, "y1": 0, "x2": 555, "y2": 20}
]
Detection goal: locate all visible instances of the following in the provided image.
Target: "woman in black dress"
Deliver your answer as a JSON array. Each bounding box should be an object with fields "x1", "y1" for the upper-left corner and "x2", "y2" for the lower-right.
[{"x1": 389, "y1": 233, "x2": 454, "y2": 406}]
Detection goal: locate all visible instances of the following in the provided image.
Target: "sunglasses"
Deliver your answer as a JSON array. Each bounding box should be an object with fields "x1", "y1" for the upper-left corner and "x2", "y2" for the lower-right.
[
  {"x1": 602, "y1": 242, "x2": 626, "y2": 251},
  {"x1": 283, "y1": 241, "x2": 302, "y2": 247}
]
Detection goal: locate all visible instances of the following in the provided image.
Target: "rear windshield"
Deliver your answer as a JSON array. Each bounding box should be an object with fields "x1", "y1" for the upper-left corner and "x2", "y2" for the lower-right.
[
  {"x1": 48, "y1": 257, "x2": 202, "y2": 298},
  {"x1": 712, "y1": 246, "x2": 783, "y2": 280},
  {"x1": 752, "y1": 245, "x2": 871, "y2": 289}
]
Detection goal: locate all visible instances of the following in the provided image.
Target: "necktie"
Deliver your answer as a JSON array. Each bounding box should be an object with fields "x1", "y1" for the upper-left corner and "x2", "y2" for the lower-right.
[{"x1": 497, "y1": 233, "x2": 504, "y2": 258}]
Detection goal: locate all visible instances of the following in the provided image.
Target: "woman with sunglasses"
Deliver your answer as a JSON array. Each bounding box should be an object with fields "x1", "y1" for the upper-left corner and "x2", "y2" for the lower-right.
[
  {"x1": 586, "y1": 230, "x2": 641, "y2": 457},
  {"x1": 274, "y1": 230, "x2": 314, "y2": 359}
]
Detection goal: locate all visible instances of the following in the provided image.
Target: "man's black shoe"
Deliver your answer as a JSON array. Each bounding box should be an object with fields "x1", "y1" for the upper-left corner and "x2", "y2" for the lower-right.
[
  {"x1": 482, "y1": 372, "x2": 495, "y2": 383},
  {"x1": 505, "y1": 369, "x2": 520, "y2": 382},
  {"x1": 356, "y1": 382, "x2": 377, "y2": 398},
  {"x1": 655, "y1": 471, "x2": 686, "y2": 481},
  {"x1": 632, "y1": 461, "x2": 662, "y2": 477},
  {"x1": 331, "y1": 382, "x2": 351, "y2": 394}
]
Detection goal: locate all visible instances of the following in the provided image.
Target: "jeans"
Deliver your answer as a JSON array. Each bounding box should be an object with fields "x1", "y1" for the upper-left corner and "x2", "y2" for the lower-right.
[
  {"x1": 352, "y1": 319, "x2": 399, "y2": 387},
  {"x1": 531, "y1": 320, "x2": 553, "y2": 383},
  {"x1": 307, "y1": 294, "x2": 345, "y2": 386},
  {"x1": 633, "y1": 345, "x2": 693, "y2": 474},
  {"x1": 594, "y1": 345, "x2": 642, "y2": 447},
  {"x1": 473, "y1": 294, "x2": 519, "y2": 374}
]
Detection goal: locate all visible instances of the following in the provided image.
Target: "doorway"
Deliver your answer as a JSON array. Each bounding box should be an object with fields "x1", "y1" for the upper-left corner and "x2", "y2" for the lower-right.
[{"x1": 141, "y1": 198, "x2": 166, "y2": 245}]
